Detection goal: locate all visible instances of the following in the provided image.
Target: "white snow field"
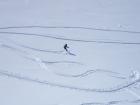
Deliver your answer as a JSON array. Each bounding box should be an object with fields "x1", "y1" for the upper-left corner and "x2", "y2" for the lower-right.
[{"x1": 0, "y1": 0, "x2": 140, "y2": 105}]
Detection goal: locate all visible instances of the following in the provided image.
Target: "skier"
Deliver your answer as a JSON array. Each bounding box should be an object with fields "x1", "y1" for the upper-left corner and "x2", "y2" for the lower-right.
[
  {"x1": 64, "y1": 44, "x2": 69, "y2": 52},
  {"x1": 63, "y1": 44, "x2": 76, "y2": 56}
]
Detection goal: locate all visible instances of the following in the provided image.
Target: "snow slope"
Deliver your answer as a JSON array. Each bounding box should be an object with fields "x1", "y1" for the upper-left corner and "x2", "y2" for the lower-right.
[{"x1": 0, "y1": 0, "x2": 140, "y2": 105}]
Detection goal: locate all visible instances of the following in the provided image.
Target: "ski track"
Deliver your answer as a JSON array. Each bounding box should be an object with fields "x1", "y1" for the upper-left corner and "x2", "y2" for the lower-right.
[
  {"x1": 55, "y1": 69, "x2": 125, "y2": 78},
  {"x1": 0, "y1": 69, "x2": 140, "y2": 93},
  {"x1": 0, "y1": 25, "x2": 140, "y2": 34},
  {"x1": 26, "y1": 56, "x2": 84, "y2": 65},
  {"x1": 0, "y1": 36, "x2": 65, "y2": 54},
  {"x1": 16, "y1": 52, "x2": 129, "y2": 80},
  {"x1": 0, "y1": 41, "x2": 82, "y2": 68},
  {"x1": 0, "y1": 31, "x2": 140, "y2": 45},
  {"x1": 81, "y1": 99, "x2": 140, "y2": 105}
]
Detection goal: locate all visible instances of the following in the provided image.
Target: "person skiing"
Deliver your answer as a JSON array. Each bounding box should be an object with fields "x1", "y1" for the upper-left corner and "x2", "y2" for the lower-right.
[
  {"x1": 64, "y1": 44, "x2": 69, "y2": 52},
  {"x1": 63, "y1": 43, "x2": 76, "y2": 56}
]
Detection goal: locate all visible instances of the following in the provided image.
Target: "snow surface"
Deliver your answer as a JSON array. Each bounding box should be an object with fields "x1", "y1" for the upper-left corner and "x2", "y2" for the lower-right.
[{"x1": 0, "y1": 0, "x2": 140, "y2": 105}]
